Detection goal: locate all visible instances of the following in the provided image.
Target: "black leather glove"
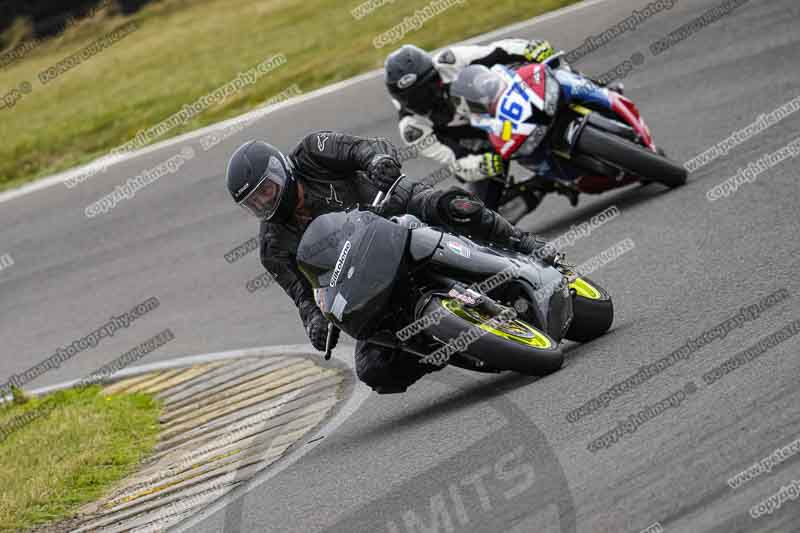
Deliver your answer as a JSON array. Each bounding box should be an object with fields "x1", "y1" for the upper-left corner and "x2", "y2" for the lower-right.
[
  {"x1": 306, "y1": 310, "x2": 339, "y2": 352},
  {"x1": 368, "y1": 155, "x2": 402, "y2": 192},
  {"x1": 511, "y1": 229, "x2": 557, "y2": 263}
]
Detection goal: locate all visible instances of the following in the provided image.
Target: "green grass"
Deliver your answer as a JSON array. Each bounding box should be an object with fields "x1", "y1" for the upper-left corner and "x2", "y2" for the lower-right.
[
  {"x1": 0, "y1": 386, "x2": 161, "y2": 531},
  {"x1": 0, "y1": 0, "x2": 578, "y2": 191}
]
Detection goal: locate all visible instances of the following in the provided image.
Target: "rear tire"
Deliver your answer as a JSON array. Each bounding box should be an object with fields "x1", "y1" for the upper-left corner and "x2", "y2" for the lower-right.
[
  {"x1": 564, "y1": 277, "x2": 614, "y2": 342},
  {"x1": 576, "y1": 126, "x2": 687, "y2": 188},
  {"x1": 421, "y1": 297, "x2": 563, "y2": 376}
]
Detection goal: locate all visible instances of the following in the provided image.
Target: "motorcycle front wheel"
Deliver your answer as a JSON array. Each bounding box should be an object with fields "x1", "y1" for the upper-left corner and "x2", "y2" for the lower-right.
[
  {"x1": 565, "y1": 277, "x2": 614, "y2": 342},
  {"x1": 576, "y1": 126, "x2": 687, "y2": 188}
]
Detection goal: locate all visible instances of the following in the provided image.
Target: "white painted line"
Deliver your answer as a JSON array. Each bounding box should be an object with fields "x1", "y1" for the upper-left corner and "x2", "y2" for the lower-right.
[
  {"x1": 0, "y1": 0, "x2": 612, "y2": 205},
  {"x1": 19, "y1": 342, "x2": 356, "y2": 398},
  {"x1": 170, "y1": 374, "x2": 371, "y2": 533}
]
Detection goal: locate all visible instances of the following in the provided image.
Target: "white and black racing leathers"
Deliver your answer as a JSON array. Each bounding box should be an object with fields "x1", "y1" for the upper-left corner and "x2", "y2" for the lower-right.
[{"x1": 394, "y1": 39, "x2": 544, "y2": 185}]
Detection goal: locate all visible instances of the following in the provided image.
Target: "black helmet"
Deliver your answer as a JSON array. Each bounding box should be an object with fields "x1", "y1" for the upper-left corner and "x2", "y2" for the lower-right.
[
  {"x1": 385, "y1": 44, "x2": 445, "y2": 116},
  {"x1": 226, "y1": 140, "x2": 297, "y2": 223}
]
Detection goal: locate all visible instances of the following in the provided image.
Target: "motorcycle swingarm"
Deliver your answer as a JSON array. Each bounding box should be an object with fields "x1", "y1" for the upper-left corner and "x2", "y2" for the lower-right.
[
  {"x1": 367, "y1": 327, "x2": 491, "y2": 370},
  {"x1": 422, "y1": 274, "x2": 510, "y2": 315}
]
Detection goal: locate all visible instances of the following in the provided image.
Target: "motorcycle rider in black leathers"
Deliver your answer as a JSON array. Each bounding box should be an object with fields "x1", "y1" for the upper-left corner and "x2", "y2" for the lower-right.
[
  {"x1": 226, "y1": 132, "x2": 553, "y2": 394},
  {"x1": 385, "y1": 40, "x2": 620, "y2": 211}
]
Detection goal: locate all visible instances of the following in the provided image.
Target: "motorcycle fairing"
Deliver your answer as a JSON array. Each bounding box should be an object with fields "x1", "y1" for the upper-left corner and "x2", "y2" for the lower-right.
[
  {"x1": 608, "y1": 92, "x2": 655, "y2": 149},
  {"x1": 298, "y1": 210, "x2": 408, "y2": 339},
  {"x1": 425, "y1": 235, "x2": 571, "y2": 340},
  {"x1": 461, "y1": 66, "x2": 541, "y2": 158},
  {"x1": 428, "y1": 234, "x2": 515, "y2": 279},
  {"x1": 553, "y1": 69, "x2": 613, "y2": 110},
  {"x1": 554, "y1": 69, "x2": 655, "y2": 150}
]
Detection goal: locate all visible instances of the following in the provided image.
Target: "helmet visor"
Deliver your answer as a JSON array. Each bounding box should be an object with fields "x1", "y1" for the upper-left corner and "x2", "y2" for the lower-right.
[{"x1": 238, "y1": 156, "x2": 288, "y2": 220}]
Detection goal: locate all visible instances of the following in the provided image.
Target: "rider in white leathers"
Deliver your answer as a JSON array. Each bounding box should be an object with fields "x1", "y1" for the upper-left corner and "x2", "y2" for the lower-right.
[{"x1": 385, "y1": 40, "x2": 619, "y2": 211}]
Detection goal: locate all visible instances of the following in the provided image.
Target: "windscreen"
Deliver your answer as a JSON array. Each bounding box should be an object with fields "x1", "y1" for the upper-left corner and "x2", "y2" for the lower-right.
[
  {"x1": 450, "y1": 65, "x2": 507, "y2": 115},
  {"x1": 297, "y1": 210, "x2": 409, "y2": 339}
]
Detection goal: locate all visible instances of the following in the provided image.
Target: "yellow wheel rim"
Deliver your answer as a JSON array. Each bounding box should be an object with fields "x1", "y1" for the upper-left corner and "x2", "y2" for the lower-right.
[
  {"x1": 441, "y1": 299, "x2": 552, "y2": 349},
  {"x1": 570, "y1": 278, "x2": 602, "y2": 300}
]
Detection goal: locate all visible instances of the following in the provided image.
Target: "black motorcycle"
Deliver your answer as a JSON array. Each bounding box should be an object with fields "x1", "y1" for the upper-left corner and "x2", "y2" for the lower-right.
[{"x1": 296, "y1": 178, "x2": 614, "y2": 375}]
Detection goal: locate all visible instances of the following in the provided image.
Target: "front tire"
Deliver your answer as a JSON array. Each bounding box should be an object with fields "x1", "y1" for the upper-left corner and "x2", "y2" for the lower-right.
[
  {"x1": 564, "y1": 277, "x2": 614, "y2": 342},
  {"x1": 576, "y1": 126, "x2": 687, "y2": 188},
  {"x1": 421, "y1": 297, "x2": 563, "y2": 376}
]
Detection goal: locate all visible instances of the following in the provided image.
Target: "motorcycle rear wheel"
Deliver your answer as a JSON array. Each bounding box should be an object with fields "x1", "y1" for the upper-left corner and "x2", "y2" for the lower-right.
[{"x1": 421, "y1": 297, "x2": 563, "y2": 376}]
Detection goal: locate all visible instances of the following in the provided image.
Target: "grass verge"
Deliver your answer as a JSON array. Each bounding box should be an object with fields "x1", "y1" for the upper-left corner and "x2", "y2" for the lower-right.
[
  {"x1": 0, "y1": 385, "x2": 161, "y2": 531},
  {"x1": 0, "y1": 0, "x2": 579, "y2": 191}
]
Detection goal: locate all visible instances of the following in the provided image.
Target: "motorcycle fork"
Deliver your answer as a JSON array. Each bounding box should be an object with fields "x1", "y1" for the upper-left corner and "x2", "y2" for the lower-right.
[{"x1": 499, "y1": 178, "x2": 548, "y2": 206}]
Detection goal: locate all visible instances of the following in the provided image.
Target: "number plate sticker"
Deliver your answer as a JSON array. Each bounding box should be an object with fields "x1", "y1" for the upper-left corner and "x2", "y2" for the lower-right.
[{"x1": 496, "y1": 73, "x2": 540, "y2": 131}]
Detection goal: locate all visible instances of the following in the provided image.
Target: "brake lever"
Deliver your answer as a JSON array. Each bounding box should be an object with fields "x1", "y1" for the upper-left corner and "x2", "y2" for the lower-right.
[
  {"x1": 371, "y1": 174, "x2": 407, "y2": 209},
  {"x1": 324, "y1": 322, "x2": 336, "y2": 361}
]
